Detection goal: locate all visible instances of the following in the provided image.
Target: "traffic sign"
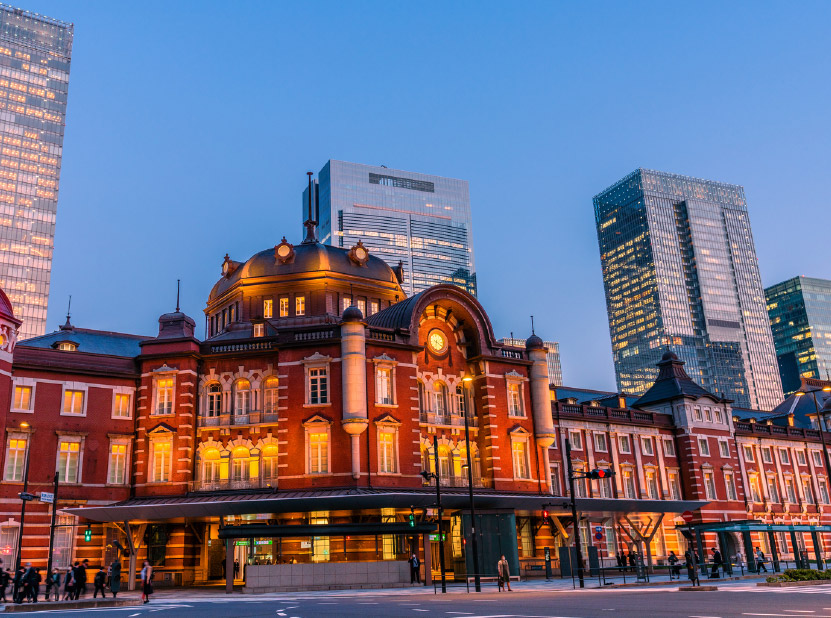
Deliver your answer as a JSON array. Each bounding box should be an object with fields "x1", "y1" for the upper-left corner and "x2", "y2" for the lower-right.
[
  {"x1": 681, "y1": 510, "x2": 694, "y2": 523},
  {"x1": 18, "y1": 492, "x2": 34, "y2": 501},
  {"x1": 595, "y1": 526, "x2": 603, "y2": 533},
  {"x1": 595, "y1": 532, "x2": 603, "y2": 540},
  {"x1": 39, "y1": 492, "x2": 54, "y2": 504}
]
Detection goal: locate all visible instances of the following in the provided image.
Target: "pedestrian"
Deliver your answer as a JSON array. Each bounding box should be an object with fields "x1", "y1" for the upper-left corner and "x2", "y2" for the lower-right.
[
  {"x1": 93, "y1": 566, "x2": 107, "y2": 598},
  {"x1": 628, "y1": 551, "x2": 636, "y2": 572},
  {"x1": 233, "y1": 559, "x2": 240, "y2": 580},
  {"x1": 710, "y1": 547, "x2": 722, "y2": 578},
  {"x1": 735, "y1": 550, "x2": 743, "y2": 572},
  {"x1": 0, "y1": 567, "x2": 9, "y2": 602},
  {"x1": 755, "y1": 547, "x2": 768, "y2": 572},
  {"x1": 408, "y1": 552, "x2": 420, "y2": 584},
  {"x1": 110, "y1": 559, "x2": 121, "y2": 598},
  {"x1": 62, "y1": 566, "x2": 75, "y2": 601},
  {"x1": 44, "y1": 568, "x2": 54, "y2": 601},
  {"x1": 73, "y1": 558, "x2": 88, "y2": 599},
  {"x1": 684, "y1": 550, "x2": 699, "y2": 586},
  {"x1": 140, "y1": 560, "x2": 153, "y2": 604},
  {"x1": 49, "y1": 569, "x2": 61, "y2": 601},
  {"x1": 30, "y1": 567, "x2": 41, "y2": 603},
  {"x1": 668, "y1": 550, "x2": 680, "y2": 577},
  {"x1": 497, "y1": 554, "x2": 512, "y2": 592}
]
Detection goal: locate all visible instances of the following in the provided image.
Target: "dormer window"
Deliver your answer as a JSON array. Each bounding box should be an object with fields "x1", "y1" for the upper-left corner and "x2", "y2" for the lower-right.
[
  {"x1": 55, "y1": 341, "x2": 78, "y2": 351},
  {"x1": 253, "y1": 323, "x2": 264, "y2": 338}
]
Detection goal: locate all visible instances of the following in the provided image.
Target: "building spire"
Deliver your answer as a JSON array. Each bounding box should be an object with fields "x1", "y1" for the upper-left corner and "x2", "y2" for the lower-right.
[
  {"x1": 60, "y1": 295, "x2": 73, "y2": 331},
  {"x1": 530, "y1": 315, "x2": 535, "y2": 336},
  {"x1": 176, "y1": 279, "x2": 180, "y2": 313},
  {"x1": 303, "y1": 171, "x2": 318, "y2": 244}
]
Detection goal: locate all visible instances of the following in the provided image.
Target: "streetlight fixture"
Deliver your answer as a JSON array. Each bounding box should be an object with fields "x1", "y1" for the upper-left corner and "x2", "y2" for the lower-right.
[
  {"x1": 795, "y1": 385, "x2": 831, "y2": 487},
  {"x1": 461, "y1": 371, "x2": 481, "y2": 592},
  {"x1": 419, "y1": 434, "x2": 447, "y2": 593},
  {"x1": 15, "y1": 421, "x2": 34, "y2": 571}
]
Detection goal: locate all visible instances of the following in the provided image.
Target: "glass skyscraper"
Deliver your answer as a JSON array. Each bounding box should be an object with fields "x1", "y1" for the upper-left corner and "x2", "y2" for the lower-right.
[
  {"x1": 499, "y1": 337, "x2": 563, "y2": 385},
  {"x1": 0, "y1": 6, "x2": 73, "y2": 340},
  {"x1": 594, "y1": 169, "x2": 782, "y2": 410},
  {"x1": 766, "y1": 276, "x2": 831, "y2": 396},
  {"x1": 304, "y1": 160, "x2": 476, "y2": 296}
]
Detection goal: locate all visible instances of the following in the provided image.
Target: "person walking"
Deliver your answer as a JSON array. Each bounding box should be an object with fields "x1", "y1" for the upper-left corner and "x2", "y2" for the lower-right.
[
  {"x1": 62, "y1": 566, "x2": 75, "y2": 601},
  {"x1": 710, "y1": 547, "x2": 723, "y2": 578},
  {"x1": 408, "y1": 553, "x2": 420, "y2": 584},
  {"x1": 668, "y1": 551, "x2": 680, "y2": 577},
  {"x1": 93, "y1": 566, "x2": 107, "y2": 598},
  {"x1": 30, "y1": 567, "x2": 41, "y2": 603},
  {"x1": 110, "y1": 559, "x2": 121, "y2": 598},
  {"x1": 0, "y1": 567, "x2": 9, "y2": 602},
  {"x1": 73, "y1": 559, "x2": 88, "y2": 599},
  {"x1": 497, "y1": 555, "x2": 512, "y2": 592},
  {"x1": 684, "y1": 549, "x2": 699, "y2": 586},
  {"x1": 140, "y1": 560, "x2": 153, "y2": 604},
  {"x1": 49, "y1": 569, "x2": 60, "y2": 601},
  {"x1": 755, "y1": 547, "x2": 768, "y2": 572}
]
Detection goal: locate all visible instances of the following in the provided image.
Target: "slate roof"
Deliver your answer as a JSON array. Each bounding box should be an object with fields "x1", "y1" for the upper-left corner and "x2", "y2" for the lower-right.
[
  {"x1": 552, "y1": 386, "x2": 638, "y2": 407},
  {"x1": 633, "y1": 351, "x2": 719, "y2": 408},
  {"x1": 19, "y1": 326, "x2": 147, "y2": 357},
  {"x1": 365, "y1": 290, "x2": 425, "y2": 331}
]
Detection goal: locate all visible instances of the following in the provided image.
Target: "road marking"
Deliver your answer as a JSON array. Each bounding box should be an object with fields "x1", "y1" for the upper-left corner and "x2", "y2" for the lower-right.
[
  {"x1": 447, "y1": 613, "x2": 475, "y2": 615},
  {"x1": 413, "y1": 611, "x2": 430, "y2": 613}
]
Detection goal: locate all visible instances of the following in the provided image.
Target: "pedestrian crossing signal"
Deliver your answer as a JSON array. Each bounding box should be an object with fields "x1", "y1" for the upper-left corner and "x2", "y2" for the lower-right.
[
  {"x1": 588, "y1": 469, "x2": 615, "y2": 480},
  {"x1": 84, "y1": 525, "x2": 92, "y2": 542},
  {"x1": 408, "y1": 513, "x2": 415, "y2": 527}
]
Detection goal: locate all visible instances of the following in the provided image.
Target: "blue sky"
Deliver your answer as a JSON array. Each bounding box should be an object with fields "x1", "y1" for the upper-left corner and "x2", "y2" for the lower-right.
[{"x1": 14, "y1": 0, "x2": 831, "y2": 390}]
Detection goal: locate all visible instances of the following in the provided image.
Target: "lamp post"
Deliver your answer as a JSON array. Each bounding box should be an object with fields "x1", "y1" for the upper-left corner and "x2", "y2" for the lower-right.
[
  {"x1": 420, "y1": 435, "x2": 447, "y2": 593},
  {"x1": 796, "y1": 385, "x2": 831, "y2": 487},
  {"x1": 565, "y1": 438, "x2": 585, "y2": 588},
  {"x1": 15, "y1": 421, "x2": 33, "y2": 571},
  {"x1": 461, "y1": 373, "x2": 481, "y2": 592}
]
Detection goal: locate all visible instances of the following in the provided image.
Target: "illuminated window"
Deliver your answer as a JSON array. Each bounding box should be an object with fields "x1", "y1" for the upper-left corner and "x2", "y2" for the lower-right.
[
  {"x1": 108, "y1": 443, "x2": 128, "y2": 485},
  {"x1": 151, "y1": 440, "x2": 171, "y2": 482},
  {"x1": 622, "y1": 469, "x2": 636, "y2": 498},
  {"x1": 309, "y1": 432, "x2": 329, "y2": 474},
  {"x1": 154, "y1": 378, "x2": 173, "y2": 415},
  {"x1": 749, "y1": 475, "x2": 762, "y2": 502},
  {"x1": 113, "y1": 393, "x2": 131, "y2": 418},
  {"x1": 57, "y1": 440, "x2": 81, "y2": 484},
  {"x1": 57, "y1": 342, "x2": 77, "y2": 351},
  {"x1": 356, "y1": 298, "x2": 366, "y2": 316},
  {"x1": 231, "y1": 446, "x2": 250, "y2": 482},
  {"x1": 263, "y1": 299, "x2": 273, "y2": 319},
  {"x1": 507, "y1": 382, "x2": 523, "y2": 416},
  {"x1": 261, "y1": 444, "x2": 278, "y2": 482},
  {"x1": 370, "y1": 300, "x2": 379, "y2": 315},
  {"x1": 296, "y1": 295, "x2": 306, "y2": 316},
  {"x1": 4, "y1": 437, "x2": 27, "y2": 481},
  {"x1": 12, "y1": 385, "x2": 32, "y2": 411},
  {"x1": 668, "y1": 471, "x2": 682, "y2": 500},
  {"x1": 234, "y1": 379, "x2": 250, "y2": 414},
  {"x1": 279, "y1": 297, "x2": 289, "y2": 317},
  {"x1": 724, "y1": 472, "x2": 737, "y2": 501},
  {"x1": 263, "y1": 376, "x2": 279, "y2": 414},
  {"x1": 341, "y1": 295, "x2": 351, "y2": 312},
  {"x1": 512, "y1": 439, "x2": 530, "y2": 479},
  {"x1": 63, "y1": 389, "x2": 84, "y2": 415},
  {"x1": 646, "y1": 470, "x2": 659, "y2": 499},
  {"x1": 376, "y1": 367, "x2": 393, "y2": 405},
  {"x1": 207, "y1": 383, "x2": 221, "y2": 417},
  {"x1": 378, "y1": 431, "x2": 397, "y2": 473}
]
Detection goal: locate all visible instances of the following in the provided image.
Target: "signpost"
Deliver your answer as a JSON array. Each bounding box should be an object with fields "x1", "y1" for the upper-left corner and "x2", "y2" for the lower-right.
[
  {"x1": 39, "y1": 492, "x2": 54, "y2": 504},
  {"x1": 681, "y1": 511, "x2": 694, "y2": 524}
]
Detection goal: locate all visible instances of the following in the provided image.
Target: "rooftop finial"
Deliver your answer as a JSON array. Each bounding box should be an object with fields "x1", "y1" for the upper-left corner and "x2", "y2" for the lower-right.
[
  {"x1": 530, "y1": 315, "x2": 535, "y2": 336},
  {"x1": 303, "y1": 171, "x2": 318, "y2": 244},
  {"x1": 60, "y1": 295, "x2": 73, "y2": 331},
  {"x1": 176, "y1": 279, "x2": 180, "y2": 313}
]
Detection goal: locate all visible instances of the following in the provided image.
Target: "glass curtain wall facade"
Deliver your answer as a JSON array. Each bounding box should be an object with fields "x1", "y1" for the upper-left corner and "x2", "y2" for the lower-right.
[
  {"x1": 304, "y1": 160, "x2": 476, "y2": 296},
  {"x1": 594, "y1": 169, "x2": 782, "y2": 410},
  {"x1": 498, "y1": 337, "x2": 563, "y2": 386},
  {"x1": 766, "y1": 276, "x2": 831, "y2": 395},
  {"x1": 0, "y1": 6, "x2": 72, "y2": 340}
]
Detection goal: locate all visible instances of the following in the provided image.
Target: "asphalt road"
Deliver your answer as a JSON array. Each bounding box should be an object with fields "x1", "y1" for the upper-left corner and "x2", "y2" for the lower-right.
[{"x1": 10, "y1": 584, "x2": 831, "y2": 617}]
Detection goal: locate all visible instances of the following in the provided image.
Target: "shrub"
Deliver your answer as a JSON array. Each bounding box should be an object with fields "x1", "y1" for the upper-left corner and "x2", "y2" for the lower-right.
[{"x1": 775, "y1": 569, "x2": 831, "y2": 582}]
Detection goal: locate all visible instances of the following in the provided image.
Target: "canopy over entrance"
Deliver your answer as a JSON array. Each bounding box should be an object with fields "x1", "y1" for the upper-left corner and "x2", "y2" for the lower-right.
[
  {"x1": 678, "y1": 519, "x2": 831, "y2": 534},
  {"x1": 61, "y1": 487, "x2": 708, "y2": 523}
]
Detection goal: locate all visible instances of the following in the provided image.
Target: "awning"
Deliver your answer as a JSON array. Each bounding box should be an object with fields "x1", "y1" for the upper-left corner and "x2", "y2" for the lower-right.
[
  {"x1": 60, "y1": 487, "x2": 708, "y2": 523},
  {"x1": 678, "y1": 519, "x2": 831, "y2": 534}
]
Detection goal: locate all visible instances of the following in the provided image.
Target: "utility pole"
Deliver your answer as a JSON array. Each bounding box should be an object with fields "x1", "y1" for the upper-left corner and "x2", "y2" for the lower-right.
[
  {"x1": 461, "y1": 374, "x2": 481, "y2": 592},
  {"x1": 46, "y1": 472, "x2": 59, "y2": 579},
  {"x1": 433, "y1": 435, "x2": 447, "y2": 593},
  {"x1": 566, "y1": 439, "x2": 585, "y2": 588}
]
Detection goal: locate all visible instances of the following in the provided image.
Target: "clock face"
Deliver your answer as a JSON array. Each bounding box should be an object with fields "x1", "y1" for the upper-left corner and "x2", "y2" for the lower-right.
[
  {"x1": 428, "y1": 329, "x2": 447, "y2": 354},
  {"x1": 277, "y1": 244, "x2": 291, "y2": 258},
  {"x1": 355, "y1": 246, "x2": 367, "y2": 260}
]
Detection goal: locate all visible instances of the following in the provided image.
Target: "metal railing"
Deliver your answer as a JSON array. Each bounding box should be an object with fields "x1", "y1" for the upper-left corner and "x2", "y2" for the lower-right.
[
  {"x1": 189, "y1": 477, "x2": 277, "y2": 492},
  {"x1": 419, "y1": 411, "x2": 478, "y2": 427},
  {"x1": 198, "y1": 411, "x2": 280, "y2": 427},
  {"x1": 422, "y1": 475, "x2": 486, "y2": 489}
]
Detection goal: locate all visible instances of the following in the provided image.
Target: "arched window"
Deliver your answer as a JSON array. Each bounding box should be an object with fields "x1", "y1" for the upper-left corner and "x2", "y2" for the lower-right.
[
  {"x1": 202, "y1": 448, "x2": 221, "y2": 482},
  {"x1": 231, "y1": 446, "x2": 250, "y2": 482},
  {"x1": 263, "y1": 377, "x2": 279, "y2": 415},
  {"x1": 261, "y1": 444, "x2": 278, "y2": 484},
  {"x1": 234, "y1": 379, "x2": 250, "y2": 415},
  {"x1": 417, "y1": 381, "x2": 427, "y2": 413},
  {"x1": 438, "y1": 445, "x2": 451, "y2": 481},
  {"x1": 455, "y1": 385, "x2": 466, "y2": 416},
  {"x1": 434, "y1": 383, "x2": 448, "y2": 417},
  {"x1": 207, "y1": 384, "x2": 221, "y2": 417}
]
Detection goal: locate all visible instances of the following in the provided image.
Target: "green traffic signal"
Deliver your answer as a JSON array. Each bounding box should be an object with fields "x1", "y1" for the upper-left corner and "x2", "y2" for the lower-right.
[{"x1": 84, "y1": 525, "x2": 92, "y2": 542}]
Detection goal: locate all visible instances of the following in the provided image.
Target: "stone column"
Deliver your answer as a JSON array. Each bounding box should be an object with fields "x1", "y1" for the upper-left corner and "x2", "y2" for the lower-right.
[
  {"x1": 526, "y1": 338, "x2": 556, "y2": 493},
  {"x1": 341, "y1": 308, "x2": 369, "y2": 479}
]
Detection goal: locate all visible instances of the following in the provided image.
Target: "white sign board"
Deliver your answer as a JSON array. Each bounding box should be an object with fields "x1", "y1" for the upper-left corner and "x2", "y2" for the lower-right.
[{"x1": 39, "y1": 492, "x2": 54, "y2": 504}]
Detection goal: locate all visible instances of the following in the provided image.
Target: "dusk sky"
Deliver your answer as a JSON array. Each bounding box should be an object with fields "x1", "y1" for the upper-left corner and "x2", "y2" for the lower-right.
[{"x1": 13, "y1": 0, "x2": 831, "y2": 390}]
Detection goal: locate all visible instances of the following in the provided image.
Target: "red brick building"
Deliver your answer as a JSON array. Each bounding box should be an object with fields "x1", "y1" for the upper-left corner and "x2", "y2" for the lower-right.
[{"x1": 1, "y1": 221, "x2": 831, "y2": 589}]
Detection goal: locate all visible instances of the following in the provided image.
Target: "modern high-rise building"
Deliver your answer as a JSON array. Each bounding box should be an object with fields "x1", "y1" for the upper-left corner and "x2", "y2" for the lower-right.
[
  {"x1": 303, "y1": 160, "x2": 476, "y2": 296},
  {"x1": 499, "y1": 336, "x2": 563, "y2": 385},
  {"x1": 766, "y1": 276, "x2": 831, "y2": 396},
  {"x1": 594, "y1": 168, "x2": 783, "y2": 410},
  {"x1": 0, "y1": 6, "x2": 73, "y2": 340}
]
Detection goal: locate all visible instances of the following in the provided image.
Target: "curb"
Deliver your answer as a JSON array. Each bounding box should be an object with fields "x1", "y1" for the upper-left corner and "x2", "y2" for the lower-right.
[
  {"x1": 2, "y1": 598, "x2": 140, "y2": 613},
  {"x1": 679, "y1": 586, "x2": 718, "y2": 592},
  {"x1": 757, "y1": 580, "x2": 831, "y2": 588}
]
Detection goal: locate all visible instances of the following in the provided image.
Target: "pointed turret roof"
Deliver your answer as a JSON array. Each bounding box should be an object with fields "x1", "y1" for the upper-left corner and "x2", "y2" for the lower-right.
[{"x1": 633, "y1": 351, "x2": 723, "y2": 408}]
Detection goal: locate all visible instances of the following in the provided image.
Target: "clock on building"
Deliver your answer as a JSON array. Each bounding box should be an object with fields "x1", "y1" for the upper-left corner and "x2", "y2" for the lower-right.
[{"x1": 428, "y1": 329, "x2": 448, "y2": 354}]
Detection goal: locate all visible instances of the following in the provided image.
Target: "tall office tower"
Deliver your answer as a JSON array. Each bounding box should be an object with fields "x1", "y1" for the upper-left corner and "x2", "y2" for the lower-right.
[
  {"x1": 766, "y1": 276, "x2": 831, "y2": 396},
  {"x1": 594, "y1": 169, "x2": 782, "y2": 410},
  {"x1": 0, "y1": 6, "x2": 73, "y2": 340},
  {"x1": 304, "y1": 160, "x2": 476, "y2": 296},
  {"x1": 499, "y1": 336, "x2": 563, "y2": 385}
]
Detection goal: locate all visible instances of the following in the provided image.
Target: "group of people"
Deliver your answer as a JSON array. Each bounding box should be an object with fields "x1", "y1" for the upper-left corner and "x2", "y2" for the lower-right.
[
  {"x1": 614, "y1": 550, "x2": 642, "y2": 571},
  {"x1": 0, "y1": 557, "x2": 158, "y2": 605}
]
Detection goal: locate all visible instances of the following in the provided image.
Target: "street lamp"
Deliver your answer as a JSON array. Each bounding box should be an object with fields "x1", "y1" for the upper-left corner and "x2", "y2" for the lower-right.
[
  {"x1": 795, "y1": 385, "x2": 831, "y2": 489},
  {"x1": 15, "y1": 421, "x2": 34, "y2": 571},
  {"x1": 419, "y1": 434, "x2": 447, "y2": 593},
  {"x1": 461, "y1": 372, "x2": 481, "y2": 592}
]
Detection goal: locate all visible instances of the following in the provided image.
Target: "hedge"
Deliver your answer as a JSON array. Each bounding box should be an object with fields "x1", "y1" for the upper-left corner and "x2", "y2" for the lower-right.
[{"x1": 767, "y1": 569, "x2": 831, "y2": 583}]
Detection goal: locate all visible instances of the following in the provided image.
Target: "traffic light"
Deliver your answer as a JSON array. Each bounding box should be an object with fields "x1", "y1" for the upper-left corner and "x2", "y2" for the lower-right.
[
  {"x1": 409, "y1": 506, "x2": 415, "y2": 527},
  {"x1": 588, "y1": 469, "x2": 615, "y2": 480},
  {"x1": 542, "y1": 509, "x2": 550, "y2": 520},
  {"x1": 84, "y1": 525, "x2": 92, "y2": 542}
]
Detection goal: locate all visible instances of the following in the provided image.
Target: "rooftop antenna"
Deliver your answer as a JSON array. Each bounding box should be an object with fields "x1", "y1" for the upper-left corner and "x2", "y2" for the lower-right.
[
  {"x1": 303, "y1": 172, "x2": 317, "y2": 244},
  {"x1": 176, "y1": 279, "x2": 180, "y2": 313},
  {"x1": 350, "y1": 284, "x2": 355, "y2": 306},
  {"x1": 530, "y1": 315, "x2": 535, "y2": 336},
  {"x1": 60, "y1": 295, "x2": 73, "y2": 330}
]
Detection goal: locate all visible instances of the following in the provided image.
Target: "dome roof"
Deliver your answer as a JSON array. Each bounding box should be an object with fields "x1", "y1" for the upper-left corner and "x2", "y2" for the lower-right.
[
  {"x1": 209, "y1": 241, "x2": 403, "y2": 302},
  {"x1": 661, "y1": 350, "x2": 679, "y2": 362},
  {"x1": 342, "y1": 305, "x2": 364, "y2": 322},
  {"x1": 525, "y1": 334, "x2": 544, "y2": 351},
  {"x1": 0, "y1": 287, "x2": 20, "y2": 325}
]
